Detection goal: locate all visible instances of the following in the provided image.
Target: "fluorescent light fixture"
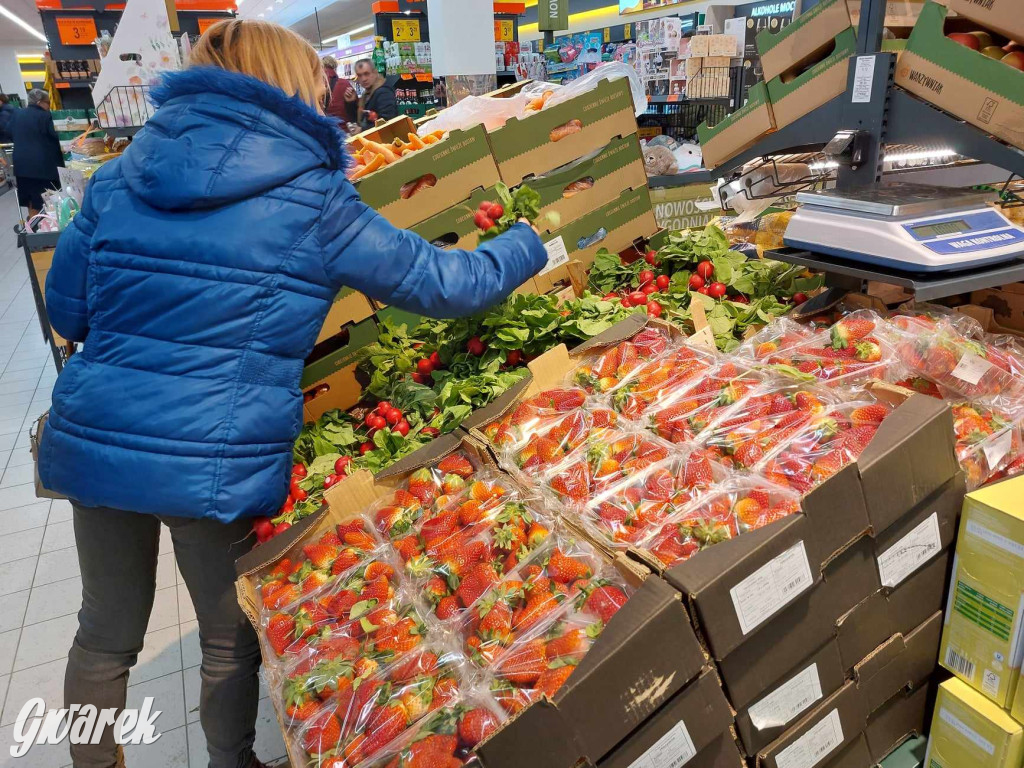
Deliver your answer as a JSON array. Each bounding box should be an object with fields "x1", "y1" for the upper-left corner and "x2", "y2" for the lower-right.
[
  {"x1": 884, "y1": 148, "x2": 957, "y2": 164},
  {"x1": 808, "y1": 161, "x2": 840, "y2": 172},
  {"x1": 257, "y1": 12, "x2": 264, "y2": 17},
  {"x1": 16, "y1": 53, "x2": 44, "y2": 60},
  {"x1": 348, "y1": 23, "x2": 373, "y2": 34},
  {"x1": 0, "y1": 5, "x2": 46, "y2": 42}
]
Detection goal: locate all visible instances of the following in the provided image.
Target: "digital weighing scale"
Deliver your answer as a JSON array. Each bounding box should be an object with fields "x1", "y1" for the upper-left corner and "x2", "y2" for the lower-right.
[{"x1": 784, "y1": 183, "x2": 1024, "y2": 272}]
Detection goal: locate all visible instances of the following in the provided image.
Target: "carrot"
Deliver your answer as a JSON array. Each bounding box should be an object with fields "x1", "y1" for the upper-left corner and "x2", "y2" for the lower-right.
[
  {"x1": 429, "y1": 130, "x2": 445, "y2": 140},
  {"x1": 422, "y1": 134, "x2": 439, "y2": 145},
  {"x1": 357, "y1": 136, "x2": 398, "y2": 164},
  {"x1": 527, "y1": 89, "x2": 554, "y2": 112},
  {"x1": 350, "y1": 152, "x2": 384, "y2": 179},
  {"x1": 406, "y1": 132, "x2": 425, "y2": 150},
  {"x1": 549, "y1": 119, "x2": 582, "y2": 143}
]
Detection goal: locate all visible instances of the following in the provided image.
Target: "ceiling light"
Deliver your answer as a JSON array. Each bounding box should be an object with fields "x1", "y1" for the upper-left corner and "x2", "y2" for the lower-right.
[
  {"x1": 257, "y1": 12, "x2": 264, "y2": 17},
  {"x1": 0, "y1": 5, "x2": 46, "y2": 42}
]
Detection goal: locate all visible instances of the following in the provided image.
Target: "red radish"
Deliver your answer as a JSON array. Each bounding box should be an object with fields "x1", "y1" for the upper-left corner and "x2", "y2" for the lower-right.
[
  {"x1": 628, "y1": 291, "x2": 647, "y2": 305},
  {"x1": 412, "y1": 372, "x2": 431, "y2": 385},
  {"x1": 697, "y1": 286, "x2": 710, "y2": 296},
  {"x1": 656, "y1": 275, "x2": 670, "y2": 290},
  {"x1": 376, "y1": 400, "x2": 392, "y2": 413},
  {"x1": 292, "y1": 463, "x2": 307, "y2": 478},
  {"x1": 253, "y1": 517, "x2": 274, "y2": 541},
  {"x1": 478, "y1": 200, "x2": 494, "y2": 211},
  {"x1": 290, "y1": 480, "x2": 307, "y2": 501},
  {"x1": 696, "y1": 261, "x2": 714, "y2": 280},
  {"x1": 273, "y1": 521, "x2": 292, "y2": 535},
  {"x1": 707, "y1": 282, "x2": 727, "y2": 299},
  {"x1": 359, "y1": 442, "x2": 374, "y2": 455},
  {"x1": 368, "y1": 414, "x2": 387, "y2": 430},
  {"x1": 323, "y1": 473, "x2": 341, "y2": 489},
  {"x1": 474, "y1": 212, "x2": 494, "y2": 230},
  {"x1": 282, "y1": 498, "x2": 294, "y2": 514},
  {"x1": 646, "y1": 301, "x2": 663, "y2": 318},
  {"x1": 621, "y1": 297, "x2": 632, "y2": 308},
  {"x1": 488, "y1": 204, "x2": 504, "y2": 219},
  {"x1": 416, "y1": 358, "x2": 435, "y2": 375},
  {"x1": 602, "y1": 293, "x2": 618, "y2": 301},
  {"x1": 506, "y1": 350, "x2": 523, "y2": 366},
  {"x1": 467, "y1": 336, "x2": 486, "y2": 356},
  {"x1": 334, "y1": 456, "x2": 352, "y2": 474},
  {"x1": 733, "y1": 294, "x2": 749, "y2": 304},
  {"x1": 642, "y1": 283, "x2": 657, "y2": 296},
  {"x1": 792, "y1": 292, "x2": 808, "y2": 305},
  {"x1": 429, "y1": 351, "x2": 442, "y2": 368},
  {"x1": 639, "y1": 269, "x2": 655, "y2": 285},
  {"x1": 421, "y1": 426, "x2": 440, "y2": 438},
  {"x1": 645, "y1": 250, "x2": 658, "y2": 265},
  {"x1": 394, "y1": 420, "x2": 410, "y2": 437},
  {"x1": 365, "y1": 412, "x2": 377, "y2": 426},
  {"x1": 688, "y1": 274, "x2": 705, "y2": 290},
  {"x1": 385, "y1": 408, "x2": 403, "y2": 425}
]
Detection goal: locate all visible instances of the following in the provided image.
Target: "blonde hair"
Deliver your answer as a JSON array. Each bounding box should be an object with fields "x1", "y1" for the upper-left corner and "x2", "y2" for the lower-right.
[{"x1": 191, "y1": 19, "x2": 326, "y2": 111}]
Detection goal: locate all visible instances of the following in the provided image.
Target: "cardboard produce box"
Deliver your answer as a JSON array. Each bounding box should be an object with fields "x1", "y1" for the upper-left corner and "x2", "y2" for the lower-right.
[
  {"x1": 598, "y1": 668, "x2": 743, "y2": 768},
  {"x1": 945, "y1": 0, "x2": 1024, "y2": 44},
  {"x1": 697, "y1": 82, "x2": 776, "y2": 169},
  {"x1": 758, "y1": 611, "x2": 940, "y2": 768},
  {"x1": 757, "y1": 0, "x2": 855, "y2": 83},
  {"x1": 895, "y1": 1, "x2": 1024, "y2": 151},
  {"x1": 487, "y1": 76, "x2": 640, "y2": 186},
  {"x1": 529, "y1": 135, "x2": 648, "y2": 234},
  {"x1": 767, "y1": 26, "x2": 858, "y2": 130},
  {"x1": 316, "y1": 288, "x2": 375, "y2": 345},
  {"x1": 939, "y1": 474, "x2": 1024, "y2": 707},
  {"x1": 350, "y1": 117, "x2": 500, "y2": 229},
  {"x1": 299, "y1": 316, "x2": 378, "y2": 421},
  {"x1": 924, "y1": 677, "x2": 1024, "y2": 768},
  {"x1": 970, "y1": 284, "x2": 1024, "y2": 333},
  {"x1": 408, "y1": 184, "x2": 498, "y2": 251},
  {"x1": 848, "y1": 0, "x2": 925, "y2": 28}
]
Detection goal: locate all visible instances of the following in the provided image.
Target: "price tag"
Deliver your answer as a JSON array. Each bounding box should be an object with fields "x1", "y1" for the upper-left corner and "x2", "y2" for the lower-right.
[
  {"x1": 541, "y1": 236, "x2": 570, "y2": 275},
  {"x1": 494, "y1": 19, "x2": 514, "y2": 42},
  {"x1": 951, "y1": 352, "x2": 992, "y2": 385},
  {"x1": 197, "y1": 18, "x2": 222, "y2": 35},
  {"x1": 392, "y1": 18, "x2": 422, "y2": 43},
  {"x1": 604, "y1": 27, "x2": 611, "y2": 43},
  {"x1": 56, "y1": 17, "x2": 98, "y2": 47}
]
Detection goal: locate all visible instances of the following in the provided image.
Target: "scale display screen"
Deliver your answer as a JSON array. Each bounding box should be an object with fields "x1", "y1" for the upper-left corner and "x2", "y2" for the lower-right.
[{"x1": 910, "y1": 220, "x2": 971, "y2": 238}]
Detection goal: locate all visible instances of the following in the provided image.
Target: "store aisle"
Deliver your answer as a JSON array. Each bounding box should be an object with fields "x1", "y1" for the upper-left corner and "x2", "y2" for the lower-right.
[{"x1": 0, "y1": 194, "x2": 288, "y2": 767}]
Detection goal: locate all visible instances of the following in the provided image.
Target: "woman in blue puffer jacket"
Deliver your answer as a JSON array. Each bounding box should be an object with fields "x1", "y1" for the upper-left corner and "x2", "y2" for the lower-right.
[{"x1": 42, "y1": 20, "x2": 546, "y2": 768}]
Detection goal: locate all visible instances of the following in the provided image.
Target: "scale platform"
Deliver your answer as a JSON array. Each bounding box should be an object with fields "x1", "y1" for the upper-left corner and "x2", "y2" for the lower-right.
[{"x1": 785, "y1": 183, "x2": 1024, "y2": 272}]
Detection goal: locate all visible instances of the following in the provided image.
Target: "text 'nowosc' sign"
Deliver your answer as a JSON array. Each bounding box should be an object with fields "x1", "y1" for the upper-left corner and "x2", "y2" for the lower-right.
[{"x1": 538, "y1": 0, "x2": 568, "y2": 31}]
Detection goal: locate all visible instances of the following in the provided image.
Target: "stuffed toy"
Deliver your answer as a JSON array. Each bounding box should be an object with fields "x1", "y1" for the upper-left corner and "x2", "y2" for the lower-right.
[{"x1": 643, "y1": 144, "x2": 678, "y2": 176}]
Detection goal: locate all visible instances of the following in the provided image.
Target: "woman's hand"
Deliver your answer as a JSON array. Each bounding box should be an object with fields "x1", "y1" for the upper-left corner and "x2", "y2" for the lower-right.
[{"x1": 518, "y1": 217, "x2": 540, "y2": 235}]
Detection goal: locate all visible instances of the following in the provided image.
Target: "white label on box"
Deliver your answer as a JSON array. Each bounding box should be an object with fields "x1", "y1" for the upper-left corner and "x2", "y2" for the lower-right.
[
  {"x1": 951, "y1": 352, "x2": 992, "y2": 385},
  {"x1": 939, "y1": 707, "x2": 995, "y2": 755},
  {"x1": 626, "y1": 720, "x2": 697, "y2": 768},
  {"x1": 748, "y1": 663, "x2": 823, "y2": 731},
  {"x1": 966, "y1": 520, "x2": 1024, "y2": 559},
  {"x1": 541, "y1": 236, "x2": 570, "y2": 276},
  {"x1": 852, "y1": 56, "x2": 875, "y2": 103},
  {"x1": 775, "y1": 709, "x2": 844, "y2": 768},
  {"x1": 877, "y1": 512, "x2": 942, "y2": 588},
  {"x1": 730, "y1": 541, "x2": 814, "y2": 636},
  {"x1": 983, "y1": 429, "x2": 1014, "y2": 471},
  {"x1": 982, "y1": 668, "x2": 1001, "y2": 698}
]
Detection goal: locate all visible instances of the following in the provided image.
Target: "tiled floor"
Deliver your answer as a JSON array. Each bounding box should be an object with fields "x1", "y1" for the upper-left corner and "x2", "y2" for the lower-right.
[{"x1": 0, "y1": 194, "x2": 288, "y2": 766}]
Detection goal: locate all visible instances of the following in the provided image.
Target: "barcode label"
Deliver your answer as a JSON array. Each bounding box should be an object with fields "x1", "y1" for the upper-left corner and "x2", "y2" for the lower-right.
[
  {"x1": 877, "y1": 512, "x2": 942, "y2": 588},
  {"x1": 951, "y1": 352, "x2": 992, "y2": 385},
  {"x1": 626, "y1": 720, "x2": 697, "y2": 768},
  {"x1": 731, "y1": 541, "x2": 814, "y2": 635},
  {"x1": 852, "y1": 56, "x2": 875, "y2": 103},
  {"x1": 540, "y1": 236, "x2": 570, "y2": 275},
  {"x1": 945, "y1": 647, "x2": 976, "y2": 681},
  {"x1": 775, "y1": 709, "x2": 844, "y2": 768},
  {"x1": 748, "y1": 663, "x2": 823, "y2": 731}
]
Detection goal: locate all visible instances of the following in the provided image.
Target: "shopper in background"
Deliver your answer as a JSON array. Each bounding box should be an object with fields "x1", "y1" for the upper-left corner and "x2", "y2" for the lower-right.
[
  {"x1": 323, "y1": 54, "x2": 357, "y2": 127},
  {"x1": 0, "y1": 94, "x2": 16, "y2": 143},
  {"x1": 13, "y1": 89, "x2": 63, "y2": 218},
  {"x1": 355, "y1": 57, "x2": 398, "y2": 126},
  {"x1": 42, "y1": 18, "x2": 545, "y2": 768}
]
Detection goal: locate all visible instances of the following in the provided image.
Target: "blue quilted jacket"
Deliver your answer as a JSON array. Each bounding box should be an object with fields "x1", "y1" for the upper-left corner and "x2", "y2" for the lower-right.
[{"x1": 40, "y1": 67, "x2": 546, "y2": 523}]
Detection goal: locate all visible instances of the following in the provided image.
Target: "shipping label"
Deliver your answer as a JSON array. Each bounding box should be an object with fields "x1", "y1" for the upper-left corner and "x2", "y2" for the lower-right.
[
  {"x1": 626, "y1": 720, "x2": 697, "y2": 768},
  {"x1": 730, "y1": 541, "x2": 814, "y2": 636},
  {"x1": 774, "y1": 709, "x2": 844, "y2": 768},
  {"x1": 877, "y1": 512, "x2": 942, "y2": 588},
  {"x1": 748, "y1": 663, "x2": 823, "y2": 731}
]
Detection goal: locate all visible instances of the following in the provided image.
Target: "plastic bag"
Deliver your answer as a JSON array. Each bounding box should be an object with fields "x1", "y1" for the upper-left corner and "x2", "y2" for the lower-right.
[
  {"x1": 520, "y1": 61, "x2": 646, "y2": 118},
  {"x1": 951, "y1": 402, "x2": 1024, "y2": 490},
  {"x1": 733, "y1": 318, "x2": 818, "y2": 363},
  {"x1": 604, "y1": 343, "x2": 719, "y2": 421},
  {"x1": 569, "y1": 326, "x2": 673, "y2": 395}
]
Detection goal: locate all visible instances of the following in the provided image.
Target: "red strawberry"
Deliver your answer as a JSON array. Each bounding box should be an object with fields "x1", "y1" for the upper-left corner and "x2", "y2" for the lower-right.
[
  {"x1": 394, "y1": 535, "x2": 423, "y2": 562},
  {"x1": 682, "y1": 451, "x2": 714, "y2": 488},
  {"x1": 549, "y1": 462, "x2": 591, "y2": 502},
  {"x1": 267, "y1": 614, "x2": 296, "y2": 655},
  {"x1": 495, "y1": 639, "x2": 546, "y2": 684},
  {"x1": 435, "y1": 596, "x2": 459, "y2": 620},
  {"x1": 357, "y1": 703, "x2": 409, "y2": 758},
  {"x1": 831, "y1": 318, "x2": 874, "y2": 349},
  {"x1": 547, "y1": 549, "x2": 591, "y2": 584},
  {"x1": 458, "y1": 707, "x2": 499, "y2": 749},
  {"x1": 437, "y1": 453, "x2": 475, "y2": 478},
  {"x1": 850, "y1": 403, "x2": 888, "y2": 426},
  {"x1": 302, "y1": 544, "x2": 340, "y2": 570},
  {"x1": 545, "y1": 627, "x2": 588, "y2": 660},
  {"x1": 536, "y1": 663, "x2": 576, "y2": 698},
  {"x1": 584, "y1": 584, "x2": 628, "y2": 623},
  {"x1": 456, "y1": 562, "x2": 500, "y2": 608}
]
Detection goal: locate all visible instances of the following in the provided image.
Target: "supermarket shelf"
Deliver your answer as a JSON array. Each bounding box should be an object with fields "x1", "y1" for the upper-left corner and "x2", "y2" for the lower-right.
[
  {"x1": 53, "y1": 79, "x2": 95, "y2": 89},
  {"x1": 647, "y1": 95, "x2": 733, "y2": 108},
  {"x1": 21, "y1": 230, "x2": 61, "y2": 250},
  {"x1": 647, "y1": 170, "x2": 714, "y2": 188},
  {"x1": 101, "y1": 125, "x2": 142, "y2": 138},
  {"x1": 765, "y1": 247, "x2": 1024, "y2": 302}
]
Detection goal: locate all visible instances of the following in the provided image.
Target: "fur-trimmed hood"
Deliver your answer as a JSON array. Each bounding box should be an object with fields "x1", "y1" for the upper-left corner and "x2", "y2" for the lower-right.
[{"x1": 120, "y1": 67, "x2": 349, "y2": 211}]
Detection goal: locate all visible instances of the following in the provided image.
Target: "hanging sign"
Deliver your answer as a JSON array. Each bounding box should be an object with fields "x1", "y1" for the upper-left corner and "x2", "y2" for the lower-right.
[
  {"x1": 56, "y1": 17, "x2": 98, "y2": 46},
  {"x1": 538, "y1": 0, "x2": 568, "y2": 32},
  {"x1": 392, "y1": 18, "x2": 422, "y2": 42}
]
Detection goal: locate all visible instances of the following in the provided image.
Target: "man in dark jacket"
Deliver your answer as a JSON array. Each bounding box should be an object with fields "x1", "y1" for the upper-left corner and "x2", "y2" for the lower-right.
[
  {"x1": 0, "y1": 94, "x2": 16, "y2": 143},
  {"x1": 355, "y1": 58, "x2": 398, "y2": 127},
  {"x1": 13, "y1": 89, "x2": 64, "y2": 216}
]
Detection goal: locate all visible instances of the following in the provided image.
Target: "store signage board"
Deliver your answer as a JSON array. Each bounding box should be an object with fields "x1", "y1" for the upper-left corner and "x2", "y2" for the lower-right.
[
  {"x1": 392, "y1": 18, "x2": 422, "y2": 43},
  {"x1": 427, "y1": 0, "x2": 495, "y2": 75},
  {"x1": 538, "y1": 0, "x2": 568, "y2": 32},
  {"x1": 197, "y1": 18, "x2": 221, "y2": 35},
  {"x1": 735, "y1": 0, "x2": 797, "y2": 90},
  {"x1": 618, "y1": 0, "x2": 701, "y2": 15},
  {"x1": 494, "y1": 19, "x2": 514, "y2": 42},
  {"x1": 56, "y1": 17, "x2": 98, "y2": 46}
]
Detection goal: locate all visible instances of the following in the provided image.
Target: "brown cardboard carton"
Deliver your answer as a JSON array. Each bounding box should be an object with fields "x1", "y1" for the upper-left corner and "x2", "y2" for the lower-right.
[
  {"x1": 698, "y1": 82, "x2": 776, "y2": 169},
  {"x1": 766, "y1": 27, "x2": 857, "y2": 130},
  {"x1": 300, "y1": 316, "x2": 379, "y2": 421},
  {"x1": 316, "y1": 288, "x2": 375, "y2": 345},
  {"x1": 690, "y1": 35, "x2": 711, "y2": 57},
  {"x1": 758, "y1": 0, "x2": 855, "y2": 82},
  {"x1": 945, "y1": 0, "x2": 1024, "y2": 44},
  {"x1": 709, "y1": 34, "x2": 740, "y2": 58},
  {"x1": 968, "y1": 289, "x2": 1024, "y2": 333},
  {"x1": 598, "y1": 668, "x2": 739, "y2": 768}
]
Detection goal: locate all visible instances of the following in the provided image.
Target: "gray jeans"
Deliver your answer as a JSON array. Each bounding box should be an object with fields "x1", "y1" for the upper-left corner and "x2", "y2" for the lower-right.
[{"x1": 64, "y1": 504, "x2": 261, "y2": 768}]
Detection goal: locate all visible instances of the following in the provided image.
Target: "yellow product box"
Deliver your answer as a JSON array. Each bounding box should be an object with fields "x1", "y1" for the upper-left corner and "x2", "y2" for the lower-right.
[
  {"x1": 924, "y1": 678, "x2": 1024, "y2": 768},
  {"x1": 939, "y1": 476, "x2": 1024, "y2": 707}
]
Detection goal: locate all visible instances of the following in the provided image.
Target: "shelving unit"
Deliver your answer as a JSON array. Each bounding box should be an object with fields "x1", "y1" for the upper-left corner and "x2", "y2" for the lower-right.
[{"x1": 708, "y1": 0, "x2": 1024, "y2": 303}]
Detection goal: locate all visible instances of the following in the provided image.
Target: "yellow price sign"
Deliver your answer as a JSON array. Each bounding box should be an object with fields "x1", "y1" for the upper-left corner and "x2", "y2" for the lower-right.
[
  {"x1": 392, "y1": 18, "x2": 421, "y2": 43},
  {"x1": 624, "y1": 23, "x2": 632, "y2": 40},
  {"x1": 494, "y1": 19, "x2": 514, "y2": 42},
  {"x1": 55, "y1": 17, "x2": 98, "y2": 47},
  {"x1": 603, "y1": 27, "x2": 610, "y2": 43}
]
